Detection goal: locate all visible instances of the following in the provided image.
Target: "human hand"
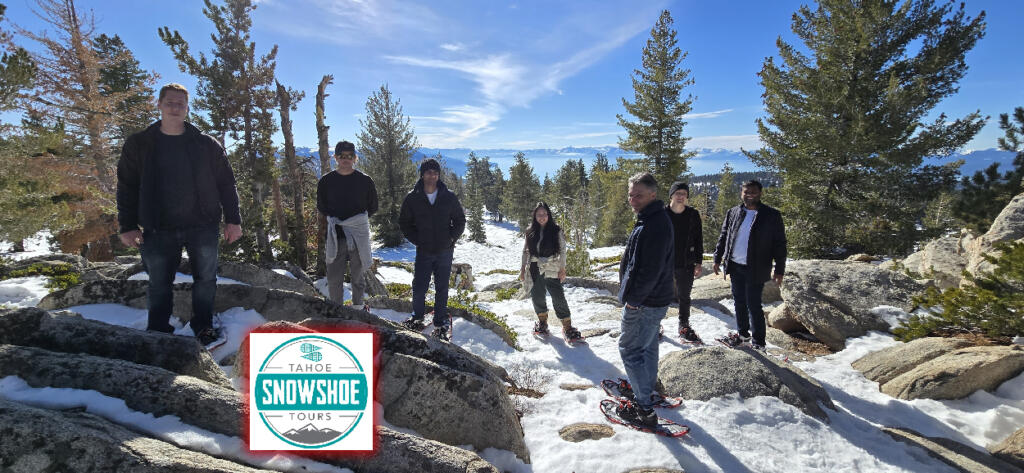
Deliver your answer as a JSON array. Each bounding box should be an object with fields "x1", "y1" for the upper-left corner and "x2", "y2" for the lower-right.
[
  {"x1": 713, "y1": 264, "x2": 720, "y2": 276},
  {"x1": 558, "y1": 268, "x2": 566, "y2": 283},
  {"x1": 773, "y1": 273, "x2": 784, "y2": 288},
  {"x1": 694, "y1": 265, "x2": 703, "y2": 278},
  {"x1": 224, "y1": 224, "x2": 242, "y2": 244},
  {"x1": 120, "y1": 230, "x2": 143, "y2": 248}
]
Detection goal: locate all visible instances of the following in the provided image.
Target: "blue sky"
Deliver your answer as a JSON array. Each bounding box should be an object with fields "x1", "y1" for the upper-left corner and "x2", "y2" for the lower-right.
[{"x1": 5, "y1": 0, "x2": 1023, "y2": 152}]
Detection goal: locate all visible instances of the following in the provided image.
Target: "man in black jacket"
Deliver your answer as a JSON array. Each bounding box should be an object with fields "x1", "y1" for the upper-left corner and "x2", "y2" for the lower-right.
[
  {"x1": 665, "y1": 181, "x2": 704, "y2": 343},
  {"x1": 116, "y1": 83, "x2": 242, "y2": 348},
  {"x1": 713, "y1": 180, "x2": 786, "y2": 350},
  {"x1": 398, "y1": 158, "x2": 466, "y2": 341},
  {"x1": 616, "y1": 172, "x2": 674, "y2": 429}
]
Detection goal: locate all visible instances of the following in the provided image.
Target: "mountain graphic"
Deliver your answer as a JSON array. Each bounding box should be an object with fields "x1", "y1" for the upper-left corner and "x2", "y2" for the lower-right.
[{"x1": 281, "y1": 423, "x2": 341, "y2": 445}]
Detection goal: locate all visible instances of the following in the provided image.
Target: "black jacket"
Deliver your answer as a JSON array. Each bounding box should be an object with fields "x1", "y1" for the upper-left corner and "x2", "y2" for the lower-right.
[
  {"x1": 399, "y1": 179, "x2": 466, "y2": 254},
  {"x1": 666, "y1": 204, "x2": 703, "y2": 267},
  {"x1": 618, "y1": 200, "x2": 675, "y2": 308},
  {"x1": 116, "y1": 121, "x2": 241, "y2": 233},
  {"x1": 713, "y1": 202, "x2": 787, "y2": 284}
]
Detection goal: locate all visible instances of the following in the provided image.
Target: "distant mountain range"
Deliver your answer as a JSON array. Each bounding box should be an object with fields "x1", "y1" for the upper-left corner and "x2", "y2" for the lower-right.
[{"x1": 294, "y1": 145, "x2": 1017, "y2": 180}]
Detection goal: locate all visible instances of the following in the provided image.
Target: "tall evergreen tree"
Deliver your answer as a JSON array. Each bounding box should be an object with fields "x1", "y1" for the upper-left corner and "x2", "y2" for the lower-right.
[
  {"x1": 356, "y1": 84, "x2": 418, "y2": 247},
  {"x1": 161, "y1": 0, "x2": 281, "y2": 263},
  {"x1": 93, "y1": 34, "x2": 157, "y2": 141},
  {"x1": 486, "y1": 164, "x2": 505, "y2": 222},
  {"x1": 953, "y1": 107, "x2": 1024, "y2": 233},
  {"x1": 747, "y1": 0, "x2": 986, "y2": 257},
  {"x1": 0, "y1": 3, "x2": 35, "y2": 114},
  {"x1": 704, "y1": 162, "x2": 737, "y2": 252},
  {"x1": 594, "y1": 157, "x2": 646, "y2": 247},
  {"x1": 463, "y1": 152, "x2": 487, "y2": 243},
  {"x1": 588, "y1": 152, "x2": 611, "y2": 244},
  {"x1": 552, "y1": 158, "x2": 587, "y2": 219},
  {"x1": 617, "y1": 9, "x2": 696, "y2": 194},
  {"x1": 500, "y1": 152, "x2": 541, "y2": 233}
]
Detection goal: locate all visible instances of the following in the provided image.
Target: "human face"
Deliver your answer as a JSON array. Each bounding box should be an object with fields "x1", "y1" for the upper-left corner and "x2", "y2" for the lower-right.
[
  {"x1": 670, "y1": 189, "x2": 689, "y2": 207},
  {"x1": 158, "y1": 90, "x2": 188, "y2": 125},
  {"x1": 534, "y1": 207, "x2": 549, "y2": 226},
  {"x1": 335, "y1": 152, "x2": 356, "y2": 173},
  {"x1": 628, "y1": 183, "x2": 656, "y2": 213},
  {"x1": 741, "y1": 185, "x2": 762, "y2": 208},
  {"x1": 422, "y1": 169, "x2": 440, "y2": 189}
]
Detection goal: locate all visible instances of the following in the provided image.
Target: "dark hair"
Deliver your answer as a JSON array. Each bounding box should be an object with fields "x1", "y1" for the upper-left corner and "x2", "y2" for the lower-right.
[
  {"x1": 525, "y1": 202, "x2": 561, "y2": 258},
  {"x1": 335, "y1": 140, "x2": 356, "y2": 156},
  {"x1": 628, "y1": 172, "x2": 658, "y2": 194},
  {"x1": 741, "y1": 180, "x2": 763, "y2": 191},
  {"x1": 419, "y1": 158, "x2": 442, "y2": 176}
]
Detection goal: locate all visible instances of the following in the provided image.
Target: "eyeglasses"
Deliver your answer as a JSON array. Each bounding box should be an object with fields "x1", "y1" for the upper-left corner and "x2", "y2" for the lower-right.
[{"x1": 338, "y1": 153, "x2": 356, "y2": 160}]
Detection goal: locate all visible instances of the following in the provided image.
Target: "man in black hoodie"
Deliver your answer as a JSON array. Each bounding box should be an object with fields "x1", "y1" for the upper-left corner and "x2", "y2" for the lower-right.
[
  {"x1": 616, "y1": 172, "x2": 674, "y2": 429},
  {"x1": 713, "y1": 180, "x2": 786, "y2": 350},
  {"x1": 398, "y1": 158, "x2": 466, "y2": 341},
  {"x1": 116, "y1": 83, "x2": 242, "y2": 349}
]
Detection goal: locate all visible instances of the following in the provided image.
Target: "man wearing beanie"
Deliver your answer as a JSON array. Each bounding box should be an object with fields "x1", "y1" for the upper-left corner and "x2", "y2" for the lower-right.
[
  {"x1": 665, "y1": 181, "x2": 704, "y2": 344},
  {"x1": 317, "y1": 140, "x2": 378, "y2": 309},
  {"x1": 398, "y1": 158, "x2": 466, "y2": 341}
]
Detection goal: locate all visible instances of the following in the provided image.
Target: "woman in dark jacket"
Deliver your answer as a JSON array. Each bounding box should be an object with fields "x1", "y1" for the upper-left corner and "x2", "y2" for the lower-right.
[{"x1": 518, "y1": 202, "x2": 582, "y2": 342}]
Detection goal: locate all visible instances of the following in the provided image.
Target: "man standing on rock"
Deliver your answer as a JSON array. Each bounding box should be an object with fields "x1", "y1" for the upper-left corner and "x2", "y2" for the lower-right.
[
  {"x1": 398, "y1": 158, "x2": 466, "y2": 341},
  {"x1": 317, "y1": 140, "x2": 378, "y2": 310},
  {"x1": 617, "y1": 172, "x2": 675, "y2": 429},
  {"x1": 713, "y1": 180, "x2": 786, "y2": 350},
  {"x1": 665, "y1": 181, "x2": 704, "y2": 344},
  {"x1": 116, "y1": 83, "x2": 242, "y2": 349}
]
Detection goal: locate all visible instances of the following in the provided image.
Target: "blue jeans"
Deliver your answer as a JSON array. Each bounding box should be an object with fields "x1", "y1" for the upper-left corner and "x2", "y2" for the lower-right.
[
  {"x1": 729, "y1": 263, "x2": 766, "y2": 345},
  {"x1": 141, "y1": 224, "x2": 219, "y2": 334},
  {"x1": 411, "y1": 249, "x2": 454, "y2": 327},
  {"x1": 618, "y1": 304, "x2": 667, "y2": 410}
]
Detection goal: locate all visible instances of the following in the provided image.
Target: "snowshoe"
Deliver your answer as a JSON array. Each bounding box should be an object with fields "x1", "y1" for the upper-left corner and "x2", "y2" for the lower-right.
[
  {"x1": 715, "y1": 332, "x2": 749, "y2": 348},
  {"x1": 196, "y1": 327, "x2": 227, "y2": 351},
  {"x1": 600, "y1": 399, "x2": 689, "y2": 438},
  {"x1": 678, "y1": 326, "x2": 704, "y2": 345},
  {"x1": 601, "y1": 378, "x2": 683, "y2": 409},
  {"x1": 401, "y1": 316, "x2": 427, "y2": 331},
  {"x1": 533, "y1": 321, "x2": 550, "y2": 337},
  {"x1": 563, "y1": 326, "x2": 586, "y2": 346},
  {"x1": 431, "y1": 324, "x2": 451, "y2": 342}
]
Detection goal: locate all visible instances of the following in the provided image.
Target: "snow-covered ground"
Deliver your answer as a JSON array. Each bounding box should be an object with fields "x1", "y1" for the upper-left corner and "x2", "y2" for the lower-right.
[{"x1": 2, "y1": 221, "x2": 1023, "y2": 473}]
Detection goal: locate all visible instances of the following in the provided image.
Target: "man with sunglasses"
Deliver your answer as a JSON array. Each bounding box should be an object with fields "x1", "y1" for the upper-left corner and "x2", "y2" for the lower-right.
[{"x1": 317, "y1": 140, "x2": 379, "y2": 310}]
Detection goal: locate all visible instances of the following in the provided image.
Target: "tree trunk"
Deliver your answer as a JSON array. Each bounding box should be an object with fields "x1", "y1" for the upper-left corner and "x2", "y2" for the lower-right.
[
  {"x1": 276, "y1": 81, "x2": 307, "y2": 269},
  {"x1": 314, "y1": 75, "x2": 334, "y2": 277},
  {"x1": 271, "y1": 175, "x2": 288, "y2": 243}
]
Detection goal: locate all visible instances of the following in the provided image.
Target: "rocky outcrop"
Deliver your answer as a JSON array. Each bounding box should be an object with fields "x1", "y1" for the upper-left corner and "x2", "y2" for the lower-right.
[
  {"x1": 558, "y1": 423, "x2": 614, "y2": 442},
  {"x1": 339, "y1": 426, "x2": 501, "y2": 473},
  {"x1": 0, "y1": 399, "x2": 274, "y2": 473},
  {"x1": 990, "y1": 427, "x2": 1024, "y2": 470},
  {"x1": 966, "y1": 193, "x2": 1024, "y2": 279},
  {"x1": 452, "y1": 262, "x2": 474, "y2": 291},
  {"x1": 0, "y1": 345, "x2": 241, "y2": 436},
  {"x1": 884, "y1": 427, "x2": 1024, "y2": 473},
  {"x1": 0, "y1": 307, "x2": 230, "y2": 388},
  {"x1": 690, "y1": 276, "x2": 780, "y2": 303},
  {"x1": 852, "y1": 337, "x2": 973, "y2": 386},
  {"x1": 896, "y1": 234, "x2": 973, "y2": 289},
  {"x1": 779, "y1": 260, "x2": 925, "y2": 350},
  {"x1": 767, "y1": 303, "x2": 803, "y2": 333},
  {"x1": 658, "y1": 347, "x2": 836, "y2": 421},
  {"x1": 378, "y1": 352, "x2": 529, "y2": 461},
  {"x1": 880, "y1": 345, "x2": 1024, "y2": 400}
]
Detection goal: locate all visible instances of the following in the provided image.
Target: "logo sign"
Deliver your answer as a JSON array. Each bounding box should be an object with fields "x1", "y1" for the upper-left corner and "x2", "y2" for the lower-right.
[{"x1": 248, "y1": 332, "x2": 374, "y2": 451}]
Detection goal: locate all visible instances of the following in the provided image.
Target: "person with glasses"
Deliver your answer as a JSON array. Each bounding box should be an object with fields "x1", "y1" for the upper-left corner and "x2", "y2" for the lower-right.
[{"x1": 317, "y1": 140, "x2": 379, "y2": 310}]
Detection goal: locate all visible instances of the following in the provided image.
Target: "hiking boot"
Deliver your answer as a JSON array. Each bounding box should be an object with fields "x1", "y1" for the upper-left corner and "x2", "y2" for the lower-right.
[
  {"x1": 678, "y1": 325, "x2": 702, "y2": 344},
  {"x1": 750, "y1": 340, "x2": 766, "y2": 351},
  {"x1": 723, "y1": 332, "x2": 746, "y2": 348},
  {"x1": 533, "y1": 320, "x2": 549, "y2": 335},
  {"x1": 431, "y1": 324, "x2": 451, "y2": 341},
  {"x1": 615, "y1": 379, "x2": 635, "y2": 401},
  {"x1": 196, "y1": 327, "x2": 225, "y2": 350},
  {"x1": 563, "y1": 325, "x2": 583, "y2": 342},
  {"x1": 402, "y1": 317, "x2": 426, "y2": 331},
  {"x1": 615, "y1": 401, "x2": 658, "y2": 429},
  {"x1": 362, "y1": 304, "x2": 372, "y2": 313}
]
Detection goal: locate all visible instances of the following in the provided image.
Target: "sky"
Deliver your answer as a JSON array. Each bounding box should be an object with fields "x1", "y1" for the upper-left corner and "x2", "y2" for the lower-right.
[{"x1": 4, "y1": 0, "x2": 1024, "y2": 152}]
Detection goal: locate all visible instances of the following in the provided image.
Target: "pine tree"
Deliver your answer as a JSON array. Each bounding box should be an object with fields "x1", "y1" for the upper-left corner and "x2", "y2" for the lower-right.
[
  {"x1": 463, "y1": 152, "x2": 487, "y2": 243},
  {"x1": 161, "y1": 0, "x2": 281, "y2": 263},
  {"x1": 356, "y1": 84, "x2": 418, "y2": 247},
  {"x1": 501, "y1": 152, "x2": 541, "y2": 233},
  {"x1": 487, "y1": 165, "x2": 505, "y2": 222},
  {"x1": 552, "y1": 158, "x2": 587, "y2": 219},
  {"x1": 617, "y1": 10, "x2": 696, "y2": 195},
  {"x1": 953, "y1": 107, "x2": 1024, "y2": 233},
  {"x1": 92, "y1": 34, "x2": 157, "y2": 141},
  {"x1": 594, "y1": 158, "x2": 646, "y2": 247},
  {"x1": 0, "y1": 3, "x2": 35, "y2": 113},
  {"x1": 588, "y1": 152, "x2": 610, "y2": 238},
  {"x1": 747, "y1": 0, "x2": 986, "y2": 257}
]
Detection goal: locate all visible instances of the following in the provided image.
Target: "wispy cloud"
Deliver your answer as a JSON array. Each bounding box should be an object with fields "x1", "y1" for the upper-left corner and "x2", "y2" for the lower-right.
[
  {"x1": 412, "y1": 104, "x2": 504, "y2": 148},
  {"x1": 440, "y1": 42, "x2": 465, "y2": 52},
  {"x1": 262, "y1": 0, "x2": 443, "y2": 45},
  {"x1": 685, "y1": 108, "x2": 733, "y2": 119},
  {"x1": 690, "y1": 134, "x2": 763, "y2": 151}
]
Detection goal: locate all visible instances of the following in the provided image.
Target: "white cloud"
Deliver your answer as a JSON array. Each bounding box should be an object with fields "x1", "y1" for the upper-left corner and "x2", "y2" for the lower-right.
[
  {"x1": 412, "y1": 104, "x2": 504, "y2": 148},
  {"x1": 262, "y1": 0, "x2": 443, "y2": 45},
  {"x1": 684, "y1": 108, "x2": 734, "y2": 119},
  {"x1": 440, "y1": 43, "x2": 465, "y2": 52}
]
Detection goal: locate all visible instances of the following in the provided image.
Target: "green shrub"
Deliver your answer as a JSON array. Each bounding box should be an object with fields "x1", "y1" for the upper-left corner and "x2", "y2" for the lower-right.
[
  {"x1": 566, "y1": 246, "x2": 592, "y2": 277},
  {"x1": 895, "y1": 241, "x2": 1024, "y2": 342},
  {"x1": 483, "y1": 268, "x2": 518, "y2": 275},
  {"x1": 591, "y1": 254, "x2": 621, "y2": 264},
  {"x1": 379, "y1": 260, "x2": 414, "y2": 272},
  {"x1": 495, "y1": 286, "x2": 519, "y2": 301},
  {"x1": 385, "y1": 283, "x2": 412, "y2": 299},
  {"x1": 4, "y1": 263, "x2": 81, "y2": 291}
]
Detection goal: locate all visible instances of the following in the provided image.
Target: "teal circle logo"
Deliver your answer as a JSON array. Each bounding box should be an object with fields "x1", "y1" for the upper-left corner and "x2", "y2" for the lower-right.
[{"x1": 253, "y1": 335, "x2": 369, "y2": 449}]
